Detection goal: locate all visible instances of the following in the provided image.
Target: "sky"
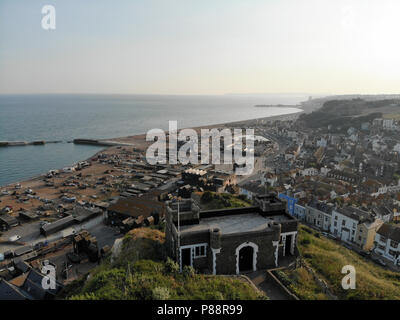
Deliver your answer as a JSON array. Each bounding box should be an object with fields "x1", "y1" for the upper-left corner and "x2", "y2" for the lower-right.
[{"x1": 0, "y1": 0, "x2": 399, "y2": 95}]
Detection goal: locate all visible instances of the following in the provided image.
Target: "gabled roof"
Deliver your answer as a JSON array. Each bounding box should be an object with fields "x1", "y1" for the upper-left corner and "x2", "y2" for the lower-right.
[
  {"x1": 108, "y1": 197, "x2": 165, "y2": 218},
  {"x1": 0, "y1": 279, "x2": 32, "y2": 300},
  {"x1": 307, "y1": 200, "x2": 334, "y2": 215},
  {"x1": 335, "y1": 206, "x2": 373, "y2": 222},
  {"x1": 21, "y1": 269, "x2": 62, "y2": 300},
  {"x1": 377, "y1": 223, "x2": 400, "y2": 242}
]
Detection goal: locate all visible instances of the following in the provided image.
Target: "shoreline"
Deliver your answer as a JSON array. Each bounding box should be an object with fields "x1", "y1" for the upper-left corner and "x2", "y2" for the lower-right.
[{"x1": 0, "y1": 108, "x2": 304, "y2": 190}]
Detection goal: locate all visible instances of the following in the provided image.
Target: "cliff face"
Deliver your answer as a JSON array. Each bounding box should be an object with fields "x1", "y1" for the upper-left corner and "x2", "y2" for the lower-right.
[{"x1": 297, "y1": 98, "x2": 399, "y2": 130}]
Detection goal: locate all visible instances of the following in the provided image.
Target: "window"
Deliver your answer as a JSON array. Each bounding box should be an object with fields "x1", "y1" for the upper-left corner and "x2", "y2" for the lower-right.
[
  {"x1": 342, "y1": 220, "x2": 346, "y2": 226},
  {"x1": 335, "y1": 216, "x2": 338, "y2": 220},
  {"x1": 194, "y1": 244, "x2": 207, "y2": 258},
  {"x1": 380, "y1": 236, "x2": 387, "y2": 243},
  {"x1": 352, "y1": 230, "x2": 355, "y2": 235},
  {"x1": 389, "y1": 250, "x2": 397, "y2": 257},
  {"x1": 334, "y1": 221, "x2": 337, "y2": 227},
  {"x1": 352, "y1": 223, "x2": 356, "y2": 229},
  {"x1": 391, "y1": 240, "x2": 398, "y2": 248},
  {"x1": 358, "y1": 236, "x2": 362, "y2": 241}
]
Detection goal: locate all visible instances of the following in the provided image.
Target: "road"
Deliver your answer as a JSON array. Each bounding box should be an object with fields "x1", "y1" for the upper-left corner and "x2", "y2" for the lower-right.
[{"x1": 0, "y1": 215, "x2": 119, "y2": 254}]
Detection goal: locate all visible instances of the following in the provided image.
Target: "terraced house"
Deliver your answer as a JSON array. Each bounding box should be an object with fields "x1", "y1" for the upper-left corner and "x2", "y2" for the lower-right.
[
  {"x1": 374, "y1": 223, "x2": 400, "y2": 265},
  {"x1": 331, "y1": 206, "x2": 382, "y2": 250},
  {"x1": 305, "y1": 200, "x2": 334, "y2": 232},
  {"x1": 165, "y1": 194, "x2": 298, "y2": 275}
]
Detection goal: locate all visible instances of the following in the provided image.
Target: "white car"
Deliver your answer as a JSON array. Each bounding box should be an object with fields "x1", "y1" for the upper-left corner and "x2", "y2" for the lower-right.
[{"x1": 9, "y1": 235, "x2": 21, "y2": 242}]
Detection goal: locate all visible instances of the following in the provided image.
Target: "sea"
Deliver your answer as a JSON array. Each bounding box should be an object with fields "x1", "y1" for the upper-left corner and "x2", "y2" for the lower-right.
[{"x1": 0, "y1": 94, "x2": 306, "y2": 186}]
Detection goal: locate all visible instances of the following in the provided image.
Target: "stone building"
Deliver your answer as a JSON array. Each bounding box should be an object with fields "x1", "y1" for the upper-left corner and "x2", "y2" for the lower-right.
[{"x1": 165, "y1": 194, "x2": 298, "y2": 275}]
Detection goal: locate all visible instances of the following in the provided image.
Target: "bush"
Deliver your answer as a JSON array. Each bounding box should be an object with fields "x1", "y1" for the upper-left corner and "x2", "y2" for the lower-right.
[
  {"x1": 302, "y1": 227, "x2": 313, "y2": 234},
  {"x1": 182, "y1": 265, "x2": 196, "y2": 278},
  {"x1": 164, "y1": 257, "x2": 180, "y2": 275},
  {"x1": 152, "y1": 287, "x2": 171, "y2": 300},
  {"x1": 300, "y1": 239, "x2": 311, "y2": 246},
  {"x1": 201, "y1": 191, "x2": 213, "y2": 203},
  {"x1": 275, "y1": 270, "x2": 292, "y2": 287}
]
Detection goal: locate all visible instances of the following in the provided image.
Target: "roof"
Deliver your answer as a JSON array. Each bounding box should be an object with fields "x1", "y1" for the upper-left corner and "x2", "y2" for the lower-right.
[
  {"x1": 41, "y1": 215, "x2": 75, "y2": 234},
  {"x1": 0, "y1": 214, "x2": 18, "y2": 226},
  {"x1": 372, "y1": 206, "x2": 392, "y2": 217},
  {"x1": 307, "y1": 200, "x2": 334, "y2": 215},
  {"x1": 0, "y1": 279, "x2": 32, "y2": 300},
  {"x1": 108, "y1": 197, "x2": 165, "y2": 218},
  {"x1": 180, "y1": 212, "x2": 283, "y2": 235},
  {"x1": 239, "y1": 182, "x2": 267, "y2": 195},
  {"x1": 71, "y1": 206, "x2": 101, "y2": 222},
  {"x1": 21, "y1": 269, "x2": 62, "y2": 299},
  {"x1": 18, "y1": 211, "x2": 39, "y2": 219},
  {"x1": 335, "y1": 206, "x2": 372, "y2": 222},
  {"x1": 377, "y1": 223, "x2": 400, "y2": 242}
]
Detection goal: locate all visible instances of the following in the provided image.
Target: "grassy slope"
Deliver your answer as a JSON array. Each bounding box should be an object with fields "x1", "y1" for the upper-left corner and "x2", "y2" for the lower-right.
[
  {"x1": 294, "y1": 225, "x2": 400, "y2": 300},
  {"x1": 278, "y1": 268, "x2": 330, "y2": 300}
]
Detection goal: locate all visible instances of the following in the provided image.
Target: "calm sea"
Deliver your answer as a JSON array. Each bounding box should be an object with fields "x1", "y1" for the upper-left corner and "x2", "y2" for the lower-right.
[{"x1": 0, "y1": 94, "x2": 305, "y2": 186}]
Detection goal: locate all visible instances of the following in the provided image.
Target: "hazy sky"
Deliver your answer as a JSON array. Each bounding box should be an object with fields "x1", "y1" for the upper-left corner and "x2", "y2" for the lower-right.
[{"x1": 1, "y1": 0, "x2": 399, "y2": 95}]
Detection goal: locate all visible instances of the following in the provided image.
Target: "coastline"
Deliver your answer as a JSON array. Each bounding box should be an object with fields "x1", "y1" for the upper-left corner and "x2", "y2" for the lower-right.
[{"x1": 0, "y1": 108, "x2": 303, "y2": 190}]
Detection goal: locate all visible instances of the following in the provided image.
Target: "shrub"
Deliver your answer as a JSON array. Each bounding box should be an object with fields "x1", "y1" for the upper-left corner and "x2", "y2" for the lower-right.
[
  {"x1": 300, "y1": 239, "x2": 311, "y2": 246},
  {"x1": 164, "y1": 257, "x2": 180, "y2": 275},
  {"x1": 182, "y1": 265, "x2": 196, "y2": 278},
  {"x1": 201, "y1": 191, "x2": 213, "y2": 203},
  {"x1": 152, "y1": 287, "x2": 171, "y2": 300}
]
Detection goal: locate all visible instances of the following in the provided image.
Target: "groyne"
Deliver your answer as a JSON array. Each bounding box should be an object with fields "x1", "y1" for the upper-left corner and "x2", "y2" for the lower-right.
[
  {"x1": 73, "y1": 139, "x2": 134, "y2": 146},
  {"x1": 0, "y1": 140, "x2": 62, "y2": 147},
  {"x1": 0, "y1": 139, "x2": 133, "y2": 148}
]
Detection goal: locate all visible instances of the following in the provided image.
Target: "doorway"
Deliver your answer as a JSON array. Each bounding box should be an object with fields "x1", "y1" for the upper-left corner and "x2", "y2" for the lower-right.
[
  {"x1": 181, "y1": 248, "x2": 191, "y2": 267},
  {"x1": 239, "y1": 246, "x2": 254, "y2": 272},
  {"x1": 285, "y1": 235, "x2": 292, "y2": 255}
]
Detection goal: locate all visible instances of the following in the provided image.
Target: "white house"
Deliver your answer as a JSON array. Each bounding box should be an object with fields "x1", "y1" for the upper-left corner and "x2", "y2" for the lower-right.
[
  {"x1": 383, "y1": 119, "x2": 395, "y2": 131},
  {"x1": 301, "y1": 167, "x2": 319, "y2": 177},
  {"x1": 374, "y1": 223, "x2": 400, "y2": 266},
  {"x1": 320, "y1": 167, "x2": 331, "y2": 176},
  {"x1": 316, "y1": 137, "x2": 327, "y2": 148},
  {"x1": 331, "y1": 207, "x2": 373, "y2": 243}
]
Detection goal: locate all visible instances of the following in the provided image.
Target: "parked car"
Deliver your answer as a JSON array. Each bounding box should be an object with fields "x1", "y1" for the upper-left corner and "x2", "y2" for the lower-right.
[
  {"x1": 358, "y1": 251, "x2": 371, "y2": 258},
  {"x1": 377, "y1": 259, "x2": 387, "y2": 266},
  {"x1": 9, "y1": 235, "x2": 21, "y2": 242},
  {"x1": 34, "y1": 242, "x2": 44, "y2": 251},
  {"x1": 39, "y1": 221, "x2": 50, "y2": 227}
]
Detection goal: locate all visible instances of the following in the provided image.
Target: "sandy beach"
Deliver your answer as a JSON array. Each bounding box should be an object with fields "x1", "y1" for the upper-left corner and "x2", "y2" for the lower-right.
[{"x1": 0, "y1": 109, "x2": 303, "y2": 215}]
